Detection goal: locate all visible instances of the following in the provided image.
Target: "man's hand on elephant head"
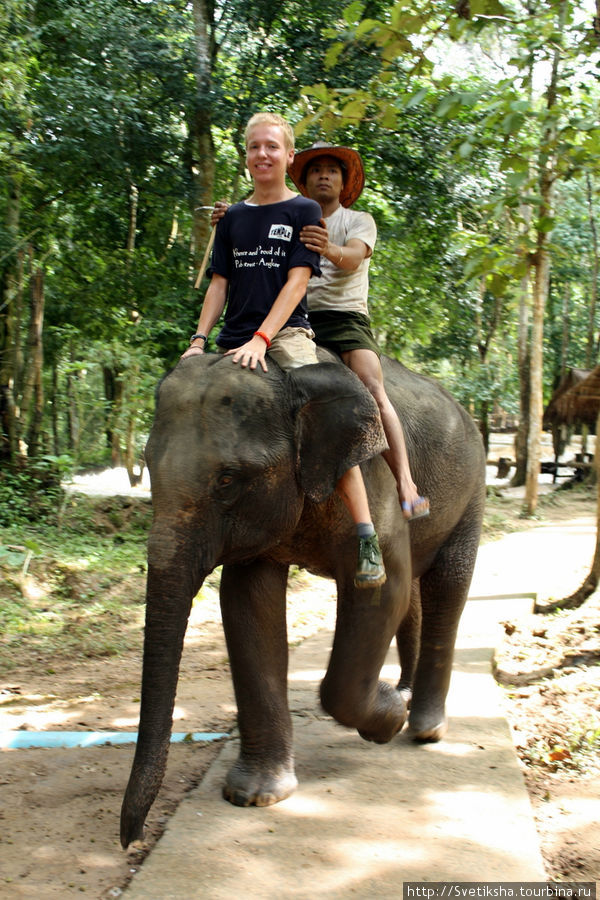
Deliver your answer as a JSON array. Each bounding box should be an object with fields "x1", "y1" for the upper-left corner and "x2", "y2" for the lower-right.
[
  {"x1": 180, "y1": 346, "x2": 205, "y2": 360},
  {"x1": 225, "y1": 335, "x2": 269, "y2": 372}
]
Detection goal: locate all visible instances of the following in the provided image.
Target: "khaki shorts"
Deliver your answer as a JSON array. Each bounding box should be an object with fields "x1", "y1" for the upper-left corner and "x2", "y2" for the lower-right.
[{"x1": 268, "y1": 326, "x2": 318, "y2": 370}]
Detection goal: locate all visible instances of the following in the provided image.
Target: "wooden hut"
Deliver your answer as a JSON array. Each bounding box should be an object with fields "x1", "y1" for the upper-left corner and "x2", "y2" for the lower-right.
[
  {"x1": 543, "y1": 367, "x2": 592, "y2": 429},
  {"x1": 542, "y1": 368, "x2": 595, "y2": 476},
  {"x1": 553, "y1": 366, "x2": 600, "y2": 429}
]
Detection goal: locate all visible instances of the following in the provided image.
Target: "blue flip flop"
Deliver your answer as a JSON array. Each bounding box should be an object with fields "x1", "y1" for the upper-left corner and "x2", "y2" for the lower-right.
[{"x1": 402, "y1": 497, "x2": 430, "y2": 521}]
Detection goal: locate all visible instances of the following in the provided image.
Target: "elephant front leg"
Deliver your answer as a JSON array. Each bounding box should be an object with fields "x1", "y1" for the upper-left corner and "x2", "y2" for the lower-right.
[
  {"x1": 321, "y1": 564, "x2": 411, "y2": 744},
  {"x1": 220, "y1": 559, "x2": 297, "y2": 807}
]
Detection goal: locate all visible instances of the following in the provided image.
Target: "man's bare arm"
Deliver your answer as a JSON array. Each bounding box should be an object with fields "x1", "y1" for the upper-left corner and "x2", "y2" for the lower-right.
[{"x1": 180, "y1": 273, "x2": 228, "y2": 359}]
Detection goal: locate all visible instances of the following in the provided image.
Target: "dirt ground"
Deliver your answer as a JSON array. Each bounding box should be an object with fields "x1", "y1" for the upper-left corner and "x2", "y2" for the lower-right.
[
  {"x1": 495, "y1": 588, "x2": 600, "y2": 884},
  {"x1": 1, "y1": 485, "x2": 599, "y2": 897}
]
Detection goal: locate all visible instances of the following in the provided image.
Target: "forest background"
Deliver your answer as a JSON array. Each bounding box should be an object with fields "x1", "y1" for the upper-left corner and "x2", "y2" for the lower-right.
[
  {"x1": 1, "y1": 0, "x2": 600, "y2": 520},
  {"x1": 2, "y1": 6, "x2": 600, "y2": 889}
]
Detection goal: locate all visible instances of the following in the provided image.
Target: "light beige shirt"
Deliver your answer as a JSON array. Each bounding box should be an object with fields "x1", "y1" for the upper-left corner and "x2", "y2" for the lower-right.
[{"x1": 307, "y1": 205, "x2": 377, "y2": 316}]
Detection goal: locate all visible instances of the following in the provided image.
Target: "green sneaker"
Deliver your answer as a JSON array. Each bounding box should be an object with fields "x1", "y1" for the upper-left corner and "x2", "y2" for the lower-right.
[{"x1": 354, "y1": 533, "x2": 386, "y2": 589}]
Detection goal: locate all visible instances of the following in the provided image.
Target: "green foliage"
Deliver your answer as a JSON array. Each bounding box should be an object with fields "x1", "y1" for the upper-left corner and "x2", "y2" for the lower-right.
[
  {"x1": 0, "y1": 456, "x2": 72, "y2": 526},
  {"x1": 0, "y1": 538, "x2": 40, "y2": 578},
  {"x1": 304, "y1": 0, "x2": 600, "y2": 294},
  {"x1": 1, "y1": 0, "x2": 600, "y2": 467},
  {"x1": 0, "y1": 496, "x2": 151, "y2": 671},
  {"x1": 294, "y1": 0, "x2": 600, "y2": 433},
  {"x1": 49, "y1": 338, "x2": 164, "y2": 466}
]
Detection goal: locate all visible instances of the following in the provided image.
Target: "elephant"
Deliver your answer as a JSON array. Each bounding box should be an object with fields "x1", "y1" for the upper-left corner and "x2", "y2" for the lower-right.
[{"x1": 120, "y1": 350, "x2": 486, "y2": 848}]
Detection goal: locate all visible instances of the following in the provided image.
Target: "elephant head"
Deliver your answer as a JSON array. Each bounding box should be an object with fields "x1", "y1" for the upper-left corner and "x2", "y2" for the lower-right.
[{"x1": 145, "y1": 354, "x2": 386, "y2": 578}]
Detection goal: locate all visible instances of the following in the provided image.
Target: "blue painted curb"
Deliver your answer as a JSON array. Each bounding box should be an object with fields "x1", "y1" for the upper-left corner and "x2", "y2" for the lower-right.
[{"x1": 0, "y1": 731, "x2": 229, "y2": 749}]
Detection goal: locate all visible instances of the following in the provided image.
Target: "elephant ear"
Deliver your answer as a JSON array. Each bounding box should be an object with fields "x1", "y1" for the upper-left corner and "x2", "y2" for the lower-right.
[{"x1": 286, "y1": 362, "x2": 387, "y2": 502}]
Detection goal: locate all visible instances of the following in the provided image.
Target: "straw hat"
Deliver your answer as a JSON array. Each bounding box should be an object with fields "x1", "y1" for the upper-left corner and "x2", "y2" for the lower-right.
[{"x1": 288, "y1": 141, "x2": 365, "y2": 208}]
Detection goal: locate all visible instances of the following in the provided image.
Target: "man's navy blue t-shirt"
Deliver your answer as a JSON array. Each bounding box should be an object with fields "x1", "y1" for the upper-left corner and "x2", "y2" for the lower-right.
[{"x1": 208, "y1": 195, "x2": 322, "y2": 349}]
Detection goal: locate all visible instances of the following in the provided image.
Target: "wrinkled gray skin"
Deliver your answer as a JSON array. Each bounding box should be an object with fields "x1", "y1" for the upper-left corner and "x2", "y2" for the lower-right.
[{"x1": 120, "y1": 351, "x2": 486, "y2": 848}]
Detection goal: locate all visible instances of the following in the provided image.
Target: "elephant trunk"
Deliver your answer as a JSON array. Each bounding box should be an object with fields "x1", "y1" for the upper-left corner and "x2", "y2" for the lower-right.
[{"x1": 120, "y1": 546, "x2": 208, "y2": 847}]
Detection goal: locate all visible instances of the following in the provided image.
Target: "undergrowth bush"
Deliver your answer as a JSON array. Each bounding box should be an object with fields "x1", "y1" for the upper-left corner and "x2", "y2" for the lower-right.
[{"x1": 0, "y1": 455, "x2": 73, "y2": 526}]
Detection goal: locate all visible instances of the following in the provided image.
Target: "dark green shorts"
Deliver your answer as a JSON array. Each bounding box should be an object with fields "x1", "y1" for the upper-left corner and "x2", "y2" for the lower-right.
[{"x1": 309, "y1": 310, "x2": 381, "y2": 357}]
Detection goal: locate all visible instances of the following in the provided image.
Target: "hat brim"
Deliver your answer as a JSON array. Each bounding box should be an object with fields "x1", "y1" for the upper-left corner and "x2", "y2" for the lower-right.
[{"x1": 288, "y1": 144, "x2": 365, "y2": 208}]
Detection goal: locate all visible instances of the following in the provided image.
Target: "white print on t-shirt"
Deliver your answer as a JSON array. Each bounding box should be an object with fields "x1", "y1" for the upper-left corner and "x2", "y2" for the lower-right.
[
  {"x1": 268, "y1": 224, "x2": 293, "y2": 241},
  {"x1": 233, "y1": 245, "x2": 284, "y2": 269}
]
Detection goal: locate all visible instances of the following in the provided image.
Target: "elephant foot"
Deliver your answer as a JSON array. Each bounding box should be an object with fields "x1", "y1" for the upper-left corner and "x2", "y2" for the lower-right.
[
  {"x1": 223, "y1": 757, "x2": 298, "y2": 807},
  {"x1": 357, "y1": 682, "x2": 407, "y2": 744},
  {"x1": 408, "y1": 708, "x2": 447, "y2": 743}
]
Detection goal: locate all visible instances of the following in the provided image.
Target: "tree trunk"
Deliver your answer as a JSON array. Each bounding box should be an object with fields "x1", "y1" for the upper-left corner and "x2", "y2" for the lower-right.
[
  {"x1": 124, "y1": 361, "x2": 142, "y2": 487},
  {"x1": 0, "y1": 177, "x2": 22, "y2": 463},
  {"x1": 586, "y1": 174, "x2": 599, "y2": 360},
  {"x1": 103, "y1": 366, "x2": 123, "y2": 467},
  {"x1": 162, "y1": 205, "x2": 180, "y2": 259},
  {"x1": 580, "y1": 176, "x2": 597, "y2": 463},
  {"x1": 511, "y1": 56, "x2": 535, "y2": 490},
  {"x1": 511, "y1": 270, "x2": 531, "y2": 486},
  {"x1": 524, "y1": 4, "x2": 563, "y2": 515},
  {"x1": 25, "y1": 266, "x2": 45, "y2": 457},
  {"x1": 127, "y1": 181, "x2": 138, "y2": 256},
  {"x1": 559, "y1": 281, "x2": 570, "y2": 375},
  {"x1": 20, "y1": 252, "x2": 38, "y2": 444},
  {"x1": 125, "y1": 411, "x2": 143, "y2": 486},
  {"x1": 474, "y1": 277, "x2": 503, "y2": 457},
  {"x1": 525, "y1": 230, "x2": 552, "y2": 514},
  {"x1": 479, "y1": 399, "x2": 490, "y2": 456},
  {"x1": 50, "y1": 361, "x2": 60, "y2": 455},
  {"x1": 66, "y1": 365, "x2": 80, "y2": 455}
]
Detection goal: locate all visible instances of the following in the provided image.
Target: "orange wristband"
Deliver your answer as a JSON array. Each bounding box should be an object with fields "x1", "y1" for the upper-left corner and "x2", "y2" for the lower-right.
[{"x1": 254, "y1": 331, "x2": 272, "y2": 349}]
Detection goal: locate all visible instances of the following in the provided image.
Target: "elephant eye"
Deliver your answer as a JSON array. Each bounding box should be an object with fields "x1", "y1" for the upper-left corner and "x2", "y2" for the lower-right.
[{"x1": 214, "y1": 468, "x2": 241, "y2": 507}]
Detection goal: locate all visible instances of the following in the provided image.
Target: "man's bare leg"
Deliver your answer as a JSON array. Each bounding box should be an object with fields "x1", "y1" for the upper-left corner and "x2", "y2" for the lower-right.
[{"x1": 342, "y1": 349, "x2": 429, "y2": 520}]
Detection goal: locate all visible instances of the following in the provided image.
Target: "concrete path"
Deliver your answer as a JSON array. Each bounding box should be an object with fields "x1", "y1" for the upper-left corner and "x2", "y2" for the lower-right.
[{"x1": 124, "y1": 516, "x2": 596, "y2": 898}]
